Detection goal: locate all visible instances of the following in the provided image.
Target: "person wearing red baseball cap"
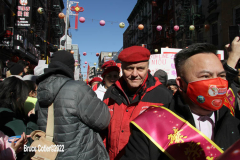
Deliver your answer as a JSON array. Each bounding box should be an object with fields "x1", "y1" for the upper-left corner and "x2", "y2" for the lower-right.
[
  {"x1": 102, "y1": 46, "x2": 173, "y2": 160},
  {"x1": 89, "y1": 77, "x2": 103, "y2": 88},
  {"x1": 93, "y1": 60, "x2": 120, "y2": 100}
]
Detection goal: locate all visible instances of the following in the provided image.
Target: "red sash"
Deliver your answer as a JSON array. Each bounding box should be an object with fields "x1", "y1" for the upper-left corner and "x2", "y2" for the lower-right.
[
  {"x1": 223, "y1": 88, "x2": 235, "y2": 116},
  {"x1": 132, "y1": 106, "x2": 223, "y2": 160}
]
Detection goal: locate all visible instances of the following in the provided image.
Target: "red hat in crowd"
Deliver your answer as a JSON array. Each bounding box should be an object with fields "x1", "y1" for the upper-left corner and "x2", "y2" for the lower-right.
[
  {"x1": 89, "y1": 77, "x2": 102, "y2": 86},
  {"x1": 101, "y1": 60, "x2": 117, "y2": 69},
  {"x1": 101, "y1": 61, "x2": 120, "y2": 78},
  {"x1": 101, "y1": 66, "x2": 120, "y2": 77},
  {"x1": 118, "y1": 46, "x2": 150, "y2": 62}
]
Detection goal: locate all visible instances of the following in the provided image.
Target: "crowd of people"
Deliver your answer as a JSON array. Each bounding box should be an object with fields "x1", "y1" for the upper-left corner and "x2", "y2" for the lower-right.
[{"x1": 0, "y1": 37, "x2": 240, "y2": 160}]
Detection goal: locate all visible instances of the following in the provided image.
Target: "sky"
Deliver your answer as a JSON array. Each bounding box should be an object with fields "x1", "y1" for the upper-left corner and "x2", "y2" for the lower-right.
[{"x1": 62, "y1": 0, "x2": 138, "y2": 79}]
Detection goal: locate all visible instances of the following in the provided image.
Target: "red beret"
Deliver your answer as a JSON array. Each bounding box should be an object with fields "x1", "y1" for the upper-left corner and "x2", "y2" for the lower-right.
[
  {"x1": 89, "y1": 77, "x2": 102, "y2": 86},
  {"x1": 101, "y1": 66, "x2": 120, "y2": 77},
  {"x1": 101, "y1": 60, "x2": 117, "y2": 69},
  {"x1": 118, "y1": 46, "x2": 150, "y2": 62}
]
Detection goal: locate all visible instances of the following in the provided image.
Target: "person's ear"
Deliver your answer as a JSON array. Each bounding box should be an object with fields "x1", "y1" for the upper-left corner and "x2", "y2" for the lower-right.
[{"x1": 176, "y1": 77, "x2": 186, "y2": 92}]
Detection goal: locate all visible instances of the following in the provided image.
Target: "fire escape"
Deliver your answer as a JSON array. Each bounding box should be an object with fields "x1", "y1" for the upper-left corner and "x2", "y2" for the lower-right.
[{"x1": 175, "y1": 0, "x2": 191, "y2": 47}]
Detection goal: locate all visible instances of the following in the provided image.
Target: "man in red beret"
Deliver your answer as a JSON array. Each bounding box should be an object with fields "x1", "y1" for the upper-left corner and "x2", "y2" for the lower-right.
[
  {"x1": 93, "y1": 60, "x2": 120, "y2": 100},
  {"x1": 102, "y1": 46, "x2": 173, "y2": 160}
]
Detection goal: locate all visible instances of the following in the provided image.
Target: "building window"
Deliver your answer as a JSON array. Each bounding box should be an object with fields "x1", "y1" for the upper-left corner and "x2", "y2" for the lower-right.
[
  {"x1": 209, "y1": 0, "x2": 216, "y2": 3},
  {"x1": 211, "y1": 23, "x2": 218, "y2": 46},
  {"x1": 235, "y1": 8, "x2": 240, "y2": 25},
  {"x1": 163, "y1": 2, "x2": 166, "y2": 14},
  {"x1": 169, "y1": 0, "x2": 172, "y2": 10},
  {"x1": 170, "y1": 19, "x2": 174, "y2": 33}
]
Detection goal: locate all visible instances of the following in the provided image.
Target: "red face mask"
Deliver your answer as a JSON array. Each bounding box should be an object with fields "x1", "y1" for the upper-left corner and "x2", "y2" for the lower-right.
[{"x1": 186, "y1": 77, "x2": 228, "y2": 111}]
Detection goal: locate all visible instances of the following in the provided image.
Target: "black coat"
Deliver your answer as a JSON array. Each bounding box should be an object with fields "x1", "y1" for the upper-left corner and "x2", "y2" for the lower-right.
[
  {"x1": 121, "y1": 92, "x2": 240, "y2": 160},
  {"x1": 223, "y1": 63, "x2": 240, "y2": 119},
  {"x1": 36, "y1": 62, "x2": 110, "y2": 160}
]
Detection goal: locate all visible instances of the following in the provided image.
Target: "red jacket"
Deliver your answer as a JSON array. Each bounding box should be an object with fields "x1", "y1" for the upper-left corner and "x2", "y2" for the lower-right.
[{"x1": 103, "y1": 73, "x2": 173, "y2": 160}]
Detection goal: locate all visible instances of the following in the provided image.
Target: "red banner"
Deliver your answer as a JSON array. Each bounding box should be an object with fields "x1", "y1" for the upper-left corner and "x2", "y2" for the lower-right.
[{"x1": 87, "y1": 63, "x2": 90, "y2": 81}]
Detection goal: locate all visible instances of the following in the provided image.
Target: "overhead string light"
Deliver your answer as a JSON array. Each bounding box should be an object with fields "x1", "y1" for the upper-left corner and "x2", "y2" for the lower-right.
[{"x1": 33, "y1": 6, "x2": 209, "y2": 32}]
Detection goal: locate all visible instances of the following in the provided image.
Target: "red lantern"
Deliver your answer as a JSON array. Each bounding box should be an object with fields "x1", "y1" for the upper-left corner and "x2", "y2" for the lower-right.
[
  {"x1": 84, "y1": 61, "x2": 87, "y2": 64},
  {"x1": 83, "y1": 65, "x2": 85, "y2": 68},
  {"x1": 79, "y1": 17, "x2": 85, "y2": 23},
  {"x1": 5, "y1": 30, "x2": 12, "y2": 37},
  {"x1": 58, "y1": 13, "x2": 65, "y2": 19},
  {"x1": 83, "y1": 52, "x2": 87, "y2": 56},
  {"x1": 173, "y1": 25, "x2": 179, "y2": 31},
  {"x1": 138, "y1": 24, "x2": 144, "y2": 30},
  {"x1": 96, "y1": 53, "x2": 99, "y2": 57},
  {"x1": 100, "y1": 20, "x2": 105, "y2": 26},
  {"x1": 11, "y1": 56, "x2": 19, "y2": 62},
  {"x1": 205, "y1": 24, "x2": 210, "y2": 31}
]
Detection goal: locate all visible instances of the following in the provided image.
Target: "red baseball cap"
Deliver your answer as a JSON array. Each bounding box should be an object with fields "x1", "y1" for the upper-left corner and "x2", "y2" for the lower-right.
[
  {"x1": 118, "y1": 46, "x2": 150, "y2": 62},
  {"x1": 89, "y1": 77, "x2": 102, "y2": 86},
  {"x1": 101, "y1": 66, "x2": 120, "y2": 77},
  {"x1": 101, "y1": 60, "x2": 117, "y2": 69}
]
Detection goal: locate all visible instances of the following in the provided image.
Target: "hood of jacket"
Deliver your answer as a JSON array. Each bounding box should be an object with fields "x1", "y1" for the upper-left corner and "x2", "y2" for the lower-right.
[{"x1": 36, "y1": 61, "x2": 73, "y2": 107}]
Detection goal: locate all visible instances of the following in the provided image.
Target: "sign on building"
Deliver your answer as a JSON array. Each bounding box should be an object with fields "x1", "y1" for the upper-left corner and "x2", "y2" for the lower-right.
[
  {"x1": 89, "y1": 66, "x2": 96, "y2": 79},
  {"x1": 60, "y1": 35, "x2": 72, "y2": 50},
  {"x1": 16, "y1": 0, "x2": 32, "y2": 28}
]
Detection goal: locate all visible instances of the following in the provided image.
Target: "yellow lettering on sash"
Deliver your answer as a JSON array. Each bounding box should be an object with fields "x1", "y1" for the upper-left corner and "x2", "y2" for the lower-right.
[
  {"x1": 184, "y1": 141, "x2": 202, "y2": 160},
  {"x1": 168, "y1": 128, "x2": 187, "y2": 146},
  {"x1": 206, "y1": 156, "x2": 214, "y2": 160}
]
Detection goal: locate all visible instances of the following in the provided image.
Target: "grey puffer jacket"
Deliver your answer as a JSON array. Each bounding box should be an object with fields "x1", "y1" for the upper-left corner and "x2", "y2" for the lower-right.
[{"x1": 36, "y1": 70, "x2": 110, "y2": 160}]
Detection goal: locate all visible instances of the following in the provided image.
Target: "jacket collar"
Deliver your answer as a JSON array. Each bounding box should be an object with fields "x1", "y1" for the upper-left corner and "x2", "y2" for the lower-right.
[
  {"x1": 113, "y1": 73, "x2": 161, "y2": 105},
  {"x1": 170, "y1": 91, "x2": 195, "y2": 126},
  {"x1": 36, "y1": 61, "x2": 74, "y2": 84}
]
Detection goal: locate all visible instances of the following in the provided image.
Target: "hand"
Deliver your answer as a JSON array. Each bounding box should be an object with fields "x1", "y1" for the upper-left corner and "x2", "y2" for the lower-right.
[
  {"x1": 28, "y1": 108, "x2": 35, "y2": 117},
  {"x1": 226, "y1": 36, "x2": 240, "y2": 69},
  {"x1": 11, "y1": 132, "x2": 28, "y2": 153}
]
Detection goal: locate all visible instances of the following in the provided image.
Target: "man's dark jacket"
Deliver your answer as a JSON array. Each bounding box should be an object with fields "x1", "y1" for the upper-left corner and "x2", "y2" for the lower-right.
[
  {"x1": 223, "y1": 63, "x2": 240, "y2": 119},
  {"x1": 121, "y1": 92, "x2": 240, "y2": 160},
  {"x1": 35, "y1": 61, "x2": 110, "y2": 160}
]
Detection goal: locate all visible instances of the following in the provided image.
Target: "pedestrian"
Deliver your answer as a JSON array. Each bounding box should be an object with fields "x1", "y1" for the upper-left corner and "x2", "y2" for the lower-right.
[
  {"x1": 121, "y1": 43, "x2": 240, "y2": 160},
  {"x1": 153, "y1": 69, "x2": 168, "y2": 86},
  {"x1": 222, "y1": 36, "x2": 240, "y2": 119},
  {"x1": 7, "y1": 62, "x2": 24, "y2": 80},
  {"x1": 0, "y1": 131, "x2": 28, "y2": 160},
  {"x1": 103, "y1": 46, "x2": 173, "y2": 160},
  {"x1": 36, "y1": 50, "x2": 110, "y2": 160},
  {"x1": 94, "y1": 60, "x2": 120, "y2": 100},
  {"x1": 167, "y1": 79, "x2": 178, "y2": 95},
  {"x1": 0, "y1": 77, "x2": 38, "y2": 159},
  {"x1": 89, "y1": 77, "x2": 103, "y2": 89},
  {"x1": 17, "y1": 60, "x2": 29, "y2": 76}
]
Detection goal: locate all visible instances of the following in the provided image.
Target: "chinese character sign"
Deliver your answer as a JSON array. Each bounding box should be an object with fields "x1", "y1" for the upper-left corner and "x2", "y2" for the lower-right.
[
  {"x1": 149, "y1": 54, "x2": 177, "y2": 79},
  {"x1": 16, "y1": 0, "x2": 32, "y2": 28}
]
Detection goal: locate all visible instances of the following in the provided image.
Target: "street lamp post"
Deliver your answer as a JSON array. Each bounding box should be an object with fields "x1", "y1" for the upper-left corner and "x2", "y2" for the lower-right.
[{"x1": 64, "y1": 0, "x2": 69, "y2": 50}]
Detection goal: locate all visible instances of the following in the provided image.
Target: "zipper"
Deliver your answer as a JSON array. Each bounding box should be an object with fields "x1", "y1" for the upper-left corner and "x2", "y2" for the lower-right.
[{"x1": 114, "y1": 85, "x2": 130, "y2": 105}]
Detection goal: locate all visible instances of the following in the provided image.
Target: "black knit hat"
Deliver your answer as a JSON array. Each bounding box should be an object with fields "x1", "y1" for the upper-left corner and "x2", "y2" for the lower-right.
[
  {"x1": 50, "y1": 50, "x2": 75, "y2": 71},
  {"x1": 10, "y1": 63, "x2": 24, "y2": 75},
  {"x1": 167, "y1": 79, "x2": 177, "y2": 86},
  {"x1": 154, "y1": 69, "x2": 168, "y2": 86},
  {"x1": 7, "y1": 61, "x2": 15, "y2": 70}
]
